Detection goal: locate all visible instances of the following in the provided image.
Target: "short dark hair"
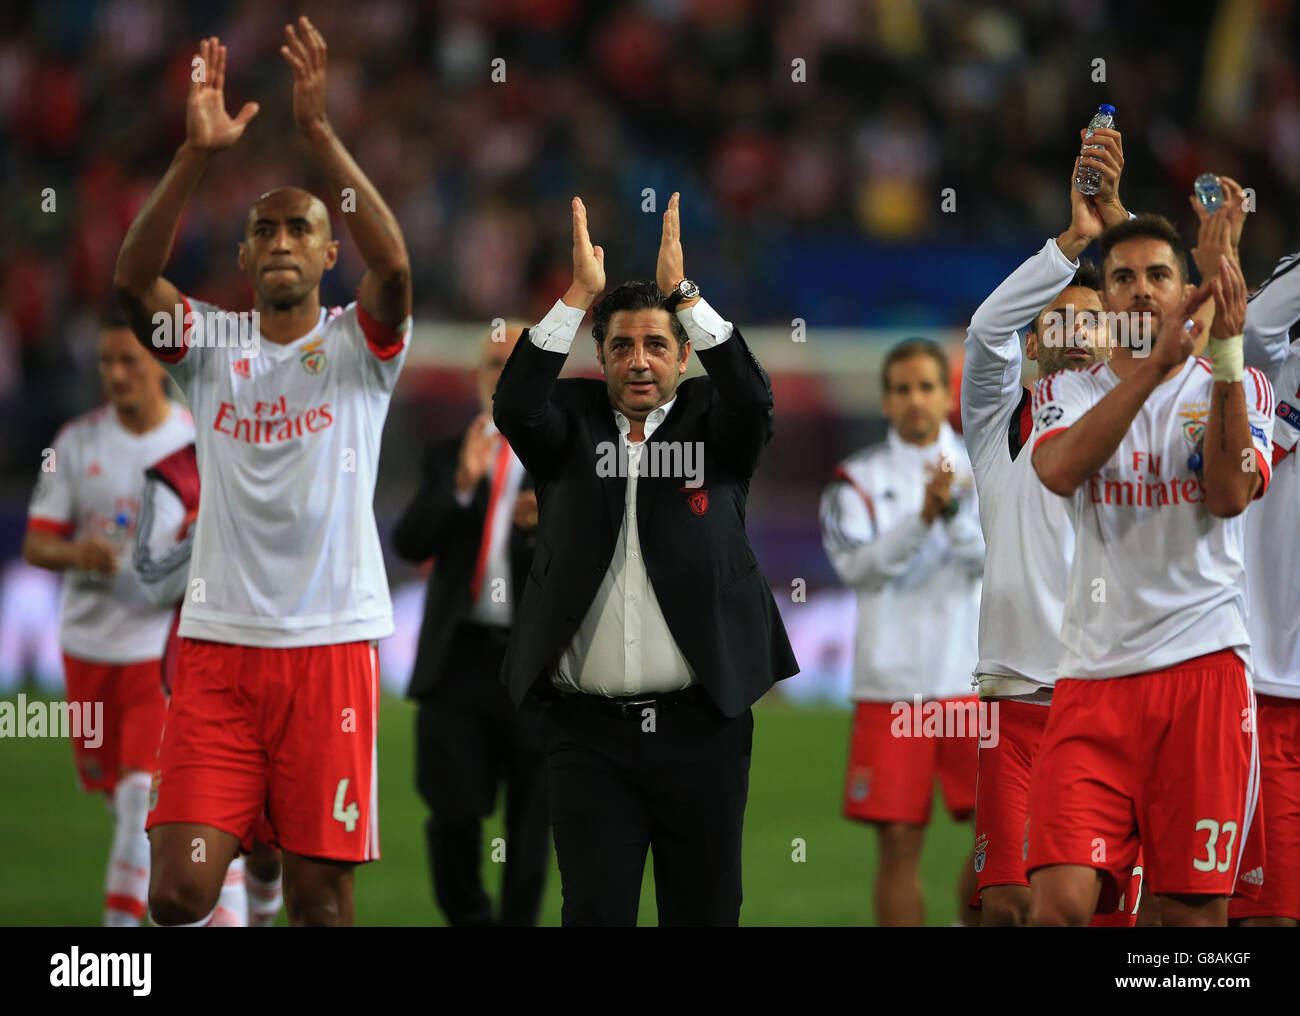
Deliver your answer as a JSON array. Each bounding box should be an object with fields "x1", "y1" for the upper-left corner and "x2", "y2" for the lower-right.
[
  {"x1": 1030, "y1": 257, "x2": 1102, "y2": 335},
  {"x1": 591, "y1": 280, "x2": 690, "y2": 356},
  {"x1": 882, "y1": 337, "x2": 948, "y2": 393},
  {"x1": 1098, "y1": 213, "x2": 1189, "y2": 283}
]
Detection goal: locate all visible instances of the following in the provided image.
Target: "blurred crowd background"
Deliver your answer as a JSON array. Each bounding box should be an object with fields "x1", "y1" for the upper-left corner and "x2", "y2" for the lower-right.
[{"x1": 2, "y1": 0, "x2": 1298, "y2": 695}]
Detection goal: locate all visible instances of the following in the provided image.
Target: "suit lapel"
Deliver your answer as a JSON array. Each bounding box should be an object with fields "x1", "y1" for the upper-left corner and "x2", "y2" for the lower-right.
[{"x1": 587, "y1": 393, "x2": 626, "y2": 537}]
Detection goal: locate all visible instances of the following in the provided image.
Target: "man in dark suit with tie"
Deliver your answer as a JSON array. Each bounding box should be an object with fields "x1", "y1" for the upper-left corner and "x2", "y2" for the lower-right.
[
  {"x1": 393, "y1": 323, "x2": 549, "y2": 926},
  {"x1": 493, "y1": 193, "x2": 798, "y2": 926}
]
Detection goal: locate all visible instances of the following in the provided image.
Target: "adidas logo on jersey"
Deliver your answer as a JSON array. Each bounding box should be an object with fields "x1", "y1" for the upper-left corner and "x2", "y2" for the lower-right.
[
  {"x1": 85, "y1": 462, "x2": 101, "y2": 476},
  {"x1": 232, "y1": 359, "x2": 251, "y2": 378},
  {"x1": 1240, "y1": 866, "x2": 1264, "y2": 886}
]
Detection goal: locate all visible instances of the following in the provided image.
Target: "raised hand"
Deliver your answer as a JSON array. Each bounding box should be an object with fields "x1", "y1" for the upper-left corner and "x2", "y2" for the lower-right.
[
  {"x1": 1151, "y1": 281, "x2": 1213, "y2": 372},
  {"x1": 1078, "y1": 127, "x2": 1127, "y2": 226},
  {"x1": 186, "y1": 36, "x2": 259, "y2": 153},
  {"x1": 455, "y1": 413, "x2": 497, "y2": 496},
  {"x1": 565, "y1": 197, "x2": 605, "y2": 308},
  {"x1": 656, "y1": 191, "x2": 687, "y2": 297},
  {"x1": 1210, "y1": 255, "x2": 1247, "y2": 340},
  {"x1": 1067, "y1": 155, "x2": 1107, "y2": 243},
  {"x1": 1190, "y1": 176, "x2": 1249, "y2": 281},
  {"x1": 281, "y1": 15, "x2": 330, "y2": 138}
]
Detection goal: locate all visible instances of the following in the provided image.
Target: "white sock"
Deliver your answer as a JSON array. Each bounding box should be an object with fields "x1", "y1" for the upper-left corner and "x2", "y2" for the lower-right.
[
  {"x1": 103, "y1": 772, "x2": 151, "y2": 927},
  {"x1": 208, "y1": 856, "x2": 248, "y2": 927},
  {"x1": 245, "y1": 867, "x2": 283, "y2": 928}
]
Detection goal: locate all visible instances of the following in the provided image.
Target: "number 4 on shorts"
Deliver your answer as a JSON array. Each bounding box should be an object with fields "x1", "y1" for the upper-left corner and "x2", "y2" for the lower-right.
[{"x1": 333, "y1": 778, "x2": 360, "y2": 832}]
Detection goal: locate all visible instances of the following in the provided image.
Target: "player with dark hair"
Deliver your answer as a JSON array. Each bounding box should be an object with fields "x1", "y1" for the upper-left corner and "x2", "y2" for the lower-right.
[
  {"x1": 962, "y1": 134, "x2": 1145, "y2": 926},
  {"x1": 1027, "y1": 203, "x2": 1273, "y2": 926},
  {"x1": 113, "y1": 18, "x2": 412, "y2": 927}
]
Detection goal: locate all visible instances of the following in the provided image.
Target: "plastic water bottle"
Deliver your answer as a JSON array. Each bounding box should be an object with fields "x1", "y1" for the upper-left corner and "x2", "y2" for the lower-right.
[
  {"x1": 1074, "y1": 104, "x2": 1117, "y2": 195},
  {"x1": 92, "y1": 511, "x2": 131, "y2": 584},
  {"x1": 1195, "y1": 173, "x2": 1223, "y2": 213}
]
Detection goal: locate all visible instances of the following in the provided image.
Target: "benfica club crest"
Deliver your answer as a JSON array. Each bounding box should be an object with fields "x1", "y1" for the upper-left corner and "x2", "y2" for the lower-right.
[
  {"x1": 685, "y1": 488, "x2": 708, "y2": 516},
  {"x1": 1179, "y1": 400, "x2": 1208, "y2": 443},
  {"x1": 301, "y1": 337, "x2": 326, "y2": 375}
]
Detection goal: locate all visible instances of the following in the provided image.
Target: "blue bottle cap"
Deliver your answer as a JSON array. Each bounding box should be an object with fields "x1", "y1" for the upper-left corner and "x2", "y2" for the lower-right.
[
  {"x1": 1188, "y1": 452, "x2": 1203, "y2": 471},
  {"x1": 115, "y1": 512, "x2": 129, "y2": 527},
  {"x1": 1098, "y1": 104, "x2": 1116, "y2": 115}
]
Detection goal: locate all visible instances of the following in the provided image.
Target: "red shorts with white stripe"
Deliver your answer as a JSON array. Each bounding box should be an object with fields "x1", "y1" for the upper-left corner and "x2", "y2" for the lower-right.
[
  {"x1": 62, "y1": 653, "x2": 168, "y2": 795},
  {"x1": 973, "y1": 698, "x2": 1140, "y2": 923},
  {"x1": 843, "y1": 697, "x2": 979, "y2": 825},
  {"x1": 1027, "y1": 650, "x2": 1256, "y2": 902},
  {"x1": 1230, "y1": 694, "x2": 1300, "y2": 921},
  {"x1": 146, "y1": 637, "x2": 381, "y2": 862}
]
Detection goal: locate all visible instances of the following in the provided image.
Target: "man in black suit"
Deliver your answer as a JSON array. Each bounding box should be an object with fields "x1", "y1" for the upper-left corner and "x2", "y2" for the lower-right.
[
  {"x1": 393, "y1": 322, "x2": 549, "y2": 926},
  {"x1": 493, "y1": 193, "x2": 798, "y2": 926}
]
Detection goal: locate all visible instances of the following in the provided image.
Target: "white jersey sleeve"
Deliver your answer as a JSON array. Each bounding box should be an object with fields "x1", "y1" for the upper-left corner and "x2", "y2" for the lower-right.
[
  {"x1": 963, "y1": 237, "x2": 1080, "y2": 465},
  {"x1": 819, "y1": 477, "x2": 929, "y2": 591},
  {"x1": 1244, "y1": 252, "x2": 1300, "y2": 381},
  {"x1": 339, "y1": 300, "x2": 413, "y2": 394},
  {"x1": 132, "y1": 477, "x2": 192, "y2": 608},
  {"x1": 28, "y1": 430, "x2": 76, "y2": 535},
  {"x1": 1029, "y1": 366, "x2": 1102, "y2": 455},
  {"x1": 1243, "y1": 365, "x2": 1277, "y2": 489}
]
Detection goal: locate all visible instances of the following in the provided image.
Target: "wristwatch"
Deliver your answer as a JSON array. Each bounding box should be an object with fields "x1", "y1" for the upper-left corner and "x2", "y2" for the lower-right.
[{"x1": 664, "y1": 278, "x2": 700, "y2": 311}]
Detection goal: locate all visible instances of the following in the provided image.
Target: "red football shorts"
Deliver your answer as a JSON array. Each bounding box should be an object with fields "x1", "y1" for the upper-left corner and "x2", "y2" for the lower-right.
[
  {"x1": 1027, "y1": 650, "x2": 1257, "y2": 903},
  {"x1": 973, "y1": 697, "x2": 1140, "y2": 924},
  {"x1": 1230, "y1": 694, "x2": 1300, "y2": 921},
  {"x1": 62, "y1": 652, "x2": 168, "y2": 795},
  {"x1": 147, "y1": 637, "x2": 381, "y2": 863},
  {"x1": 844, "y1": 696, "x2": 980, "y2": 825}
]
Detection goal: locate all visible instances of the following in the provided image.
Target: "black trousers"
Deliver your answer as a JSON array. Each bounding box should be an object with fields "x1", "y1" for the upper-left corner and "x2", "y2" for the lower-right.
[
  {"x1": 415, "y1": 624, "x2": 549, "y2": 926},
  {"x1": 540, "y1": 688, "x2": 753, "y2": 926}
]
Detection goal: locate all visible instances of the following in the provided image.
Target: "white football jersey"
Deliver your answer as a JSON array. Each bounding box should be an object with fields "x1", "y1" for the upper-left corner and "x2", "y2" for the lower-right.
[
  {"x1": 962, "y1": 237, "x2": 1081, "y2": 699},
  {"x1": 819, "y1": 423, "x2": 985, "y2": 701},
  {"x1": 27, "y1": 403, "x2": 195, "y2": 663},
  {"x1": 1030, "y1": 358, "x2": 1275, "y2": 680},
  {"x1": 1243, "y1": 341, "x2": 1300, "y2": 698},
  {"x1": 158, "y1": 296, "x2": 410, "y2": 648}
]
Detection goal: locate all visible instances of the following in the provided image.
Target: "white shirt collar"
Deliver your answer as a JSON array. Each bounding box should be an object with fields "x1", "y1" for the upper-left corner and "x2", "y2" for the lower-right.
[
  {"x1": 614, "y1": 397, "x2": 677, "y2": 442},
  {"x1": 887, "y1": 420, "x2": 954, "y2": 457}
]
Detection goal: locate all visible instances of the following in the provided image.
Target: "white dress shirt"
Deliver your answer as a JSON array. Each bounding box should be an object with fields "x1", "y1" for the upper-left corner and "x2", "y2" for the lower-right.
[{"x1": 529, "y1": 295, "x2": 733, "y2": 696}]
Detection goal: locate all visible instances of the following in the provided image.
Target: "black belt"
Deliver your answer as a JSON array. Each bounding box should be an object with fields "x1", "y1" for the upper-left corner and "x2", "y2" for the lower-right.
[{"x1": 564, "y1": 684, "x2": 707, "y2": 719}]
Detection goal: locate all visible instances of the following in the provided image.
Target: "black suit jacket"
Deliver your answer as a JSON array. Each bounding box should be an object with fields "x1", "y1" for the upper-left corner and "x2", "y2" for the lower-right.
[
  {"x1": 492, "y1": 325, "x2": 798, "y2": 718},
  {"x1": 392, "y1": 434, "x2": 536, "y2": 699}
]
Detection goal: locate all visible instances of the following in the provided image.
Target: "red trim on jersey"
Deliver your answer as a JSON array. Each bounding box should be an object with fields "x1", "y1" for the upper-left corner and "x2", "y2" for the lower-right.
[
  {"x1": 1272, "y1": 442, "x2": 1294, "y2": 466},
  {"x1": 833, "y1": 465, "x2": 877, "y2": 532},
  {"x1": 1254, "y1": 449, "x2": 1271, "y2": 499},
  {"x1": 354, "y1": 297, "x2": 407, "y2": 361},
  {"x1": 150, "y1": 295, "x2": 193, "y2": 364},
  {"x1": 1088, "y1": 362, "x2": 1107, "y2": 374},
  {"x1": 1018, "y1": 386, "x2": 1034, "y2": 448},
  {"x1": 26, "y1": 516, "x2": 74, "y2": 538},
  {"x1": 1032, "y1": 426, "x2": 1068, "y2": 452}
]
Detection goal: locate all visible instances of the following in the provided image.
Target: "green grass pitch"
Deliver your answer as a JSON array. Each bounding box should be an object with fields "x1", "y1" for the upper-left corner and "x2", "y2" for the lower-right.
[{"x1": 0, "y1": 694, "x2": 974, "y2": 926}]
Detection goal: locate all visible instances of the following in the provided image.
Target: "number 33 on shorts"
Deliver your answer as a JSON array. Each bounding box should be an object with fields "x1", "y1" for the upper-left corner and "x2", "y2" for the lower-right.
[
  {"x1": 333, "y1": 777, "x2": 360, "y2": 832},
  {"x1": 1192, "y1": 818, "x2": 1238, "y2": 873}
]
